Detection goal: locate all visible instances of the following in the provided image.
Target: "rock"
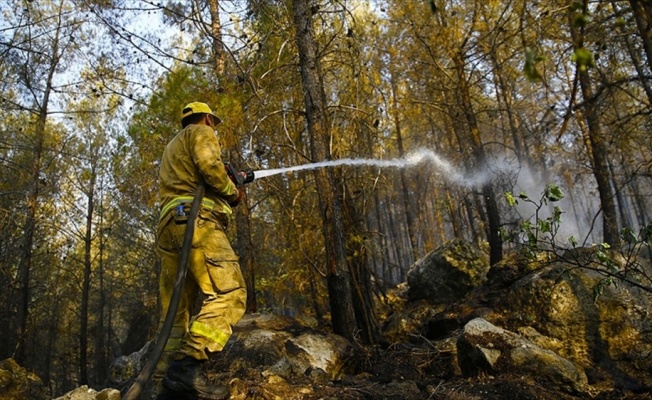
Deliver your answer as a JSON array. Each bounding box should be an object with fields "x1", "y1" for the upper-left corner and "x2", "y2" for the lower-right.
[
  {"x1": 218, "y1": 313, "x2": 354, "y2": 381},
  {"x1": 107, "y1": 340, "x2": 152, "y2": 387},
  {"x1": 457, "y1": 318, "x2": 588, "y2": 394},
  {"x1": 406, "y1": 239, "x2": 490, "y2": 303},
  {"x1": 382, "y1": 301, "x2": 443, "y2": 342},
  {"x1": 0, "y1": 358, "x2": 48, "y2": 400},
  {"x1": 504, "y1": 260, "x2": 652, "y2": 392},
  {"x1": 53, "y1": 385, "x2": 121, "y2": 400}
]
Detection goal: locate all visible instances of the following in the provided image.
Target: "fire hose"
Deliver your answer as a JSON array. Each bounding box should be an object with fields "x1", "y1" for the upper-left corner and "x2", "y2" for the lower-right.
[
  {"x1": 123, "y1": 163, "x2": 254, "y2": 400},
  {"x1": 123, "y1": 182, "x2": 205, "y2": 400}
]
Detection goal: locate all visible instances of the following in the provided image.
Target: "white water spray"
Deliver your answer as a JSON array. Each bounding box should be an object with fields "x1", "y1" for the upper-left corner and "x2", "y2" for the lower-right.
[{"x1": 253, "y1": 148, "x2": 490, "y2": 188}]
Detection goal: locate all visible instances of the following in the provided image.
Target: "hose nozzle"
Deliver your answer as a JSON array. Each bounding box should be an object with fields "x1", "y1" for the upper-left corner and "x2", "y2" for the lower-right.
[
  {"x1": 225, "y1": 162, "x2": 255, "y2": 187},
  {"x1": 238, "y1": 169, "x2": 255, "y2": 185}
]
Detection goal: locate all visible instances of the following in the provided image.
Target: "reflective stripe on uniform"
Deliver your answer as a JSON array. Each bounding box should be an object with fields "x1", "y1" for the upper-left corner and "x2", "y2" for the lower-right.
[
  {"x1": 159, "y1": 196, "x2": 216, "y2": 221},
  {"x1": 189, "y1": 321, "x2": 230, "y2": 348}
]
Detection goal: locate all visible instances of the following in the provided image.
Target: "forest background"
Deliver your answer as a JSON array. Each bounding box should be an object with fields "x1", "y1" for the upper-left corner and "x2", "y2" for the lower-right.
[{"x1": 1, "y1": 0, "x2": 651, "y2": 397}]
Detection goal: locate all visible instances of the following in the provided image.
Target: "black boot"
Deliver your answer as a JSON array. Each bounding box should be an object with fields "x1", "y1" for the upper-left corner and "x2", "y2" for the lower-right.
[{"x1": 163, "y1": 357, "x2": 230, "y2": 400}]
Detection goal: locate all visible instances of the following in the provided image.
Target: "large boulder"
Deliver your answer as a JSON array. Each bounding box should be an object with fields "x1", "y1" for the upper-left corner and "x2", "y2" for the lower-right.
[
  {"x1": 502, "y1": 259, "x2": 652, "y2": 392},
  {"x1": 218, "y1": 313, "x2": 354, "y2": 381},
  {"x1": 407, "y1": 239, "x2": 490, "y2": 303},
  {"x1": 457, "y1": 318, "x2": 588, "y2": 395},
  {"x1": 0, "y1": 358, "x2": 48, "y2": 400},
  {"x1": 53, "y1": 386, "x2": 120, "y2": 400},
  {"x1": 108, "y1": 340, "x2": 153, "y2": 389}
]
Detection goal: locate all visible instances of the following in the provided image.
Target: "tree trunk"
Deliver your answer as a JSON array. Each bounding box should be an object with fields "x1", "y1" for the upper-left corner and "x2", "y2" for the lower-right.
[
  {"x1": 568, "y1": 2, "x2": 621, "y2": 246},
  {"x1": 94, "y1": 194, "x2": 107, "y2": 385},
  {"x1": 490, "y1": 52, "x2": 529, "y2": 168},
  {"x1": 207, "y1": 0, "x2": 226, "y2": 76},
  {"x1": 80, "y1": 164, "x2": 96, "y2": 385},
  {"x1": 452, "y1": 51, "x2": 503, "y2": 264},
  {"x1": 233, "y1": 171, "x2": 257, "y2": 313},
  {"x1": 629, "y1": 0, "x2": 652, "y2": 71},
  {"x1": 389, "y1": 68, "x2": 417, "y2": 262},
  {"x1": 292, "y1": 0, "x2": 357, "y2": 340},
  {"x1": 342, "y1": 187, "x2": 382, "y2": 345},
  {"x1": 14, "y1": 18, "x2": 61, "y2": 362}
]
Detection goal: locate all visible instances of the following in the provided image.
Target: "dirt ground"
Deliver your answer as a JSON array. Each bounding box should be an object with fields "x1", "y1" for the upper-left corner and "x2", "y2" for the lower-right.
[{"x1": 207, "y1": 340, "x2": 652, "y2": 400}]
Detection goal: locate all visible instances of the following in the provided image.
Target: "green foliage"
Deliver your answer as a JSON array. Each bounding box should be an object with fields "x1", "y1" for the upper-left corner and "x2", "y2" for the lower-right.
[
  {"x1": 502, "y1": 184, "x2": 565, "y2": 256},
  {"x1": 523, "y1": 47, "x2": 545, "y2": 83},
  {"x1": 503, "y1": 186, "x2": 652, "y2": 296},
  {"x1": 572, "y1": 13, "x2": 590, "y2": 28},
  {"x1": 571, "y1": 47, "x2": 595, "y2": 71},
  {"x1": 2, "y1": 0, "x2": 652, "y2": 393},
  {"x1": 614, "y1": 17, "x2": 626, "y2": 29}
]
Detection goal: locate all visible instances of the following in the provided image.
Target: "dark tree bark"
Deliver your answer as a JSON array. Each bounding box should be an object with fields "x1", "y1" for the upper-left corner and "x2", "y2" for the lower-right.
[
  {"x1": 568, "y1": 1, "x2": 620, "y2": 246},
  {"x1": 389, "y1": 67, "x2": 417, "y2": 263},
  {"x1": 629, "y1": 0, "x2": 652, "y2": 72},
  {"x1": 342, "y1": 187, "x2": 382, "y2": 345},
  {"x1": 292, "y1": 0, "x2": 357, "y2": 341},
  {"x1": 452, "y1": 50, "x2": 503, "y2": 264},
  {"x1": 207, "y1": 0, "x2": 226, "y2": 76},
  {"x1": 14, "y1": 19, "x2": 61, "y2": 364},
  {"x1": 232, "y1": 165, "x2": 258, "y2": 313},
  {"x1": 80, "y1": 163, "x2": 96, "y2": 385}
]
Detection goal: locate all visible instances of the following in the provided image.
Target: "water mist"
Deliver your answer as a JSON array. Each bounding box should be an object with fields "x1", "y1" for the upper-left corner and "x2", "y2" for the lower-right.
[{"x1": 253, "y1": 148, "x2": 488, "y2": 188}]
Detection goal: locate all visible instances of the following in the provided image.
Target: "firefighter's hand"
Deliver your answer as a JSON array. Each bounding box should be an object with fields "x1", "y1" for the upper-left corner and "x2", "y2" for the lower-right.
[{"x1": 228, "y1": 188, "x2": 245, "y2": 207}]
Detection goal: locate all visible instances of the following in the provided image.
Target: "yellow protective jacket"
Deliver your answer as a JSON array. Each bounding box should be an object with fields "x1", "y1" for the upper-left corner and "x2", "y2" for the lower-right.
[{"x1": 158, "y1": 124, "x2": 239, "y2": 222}]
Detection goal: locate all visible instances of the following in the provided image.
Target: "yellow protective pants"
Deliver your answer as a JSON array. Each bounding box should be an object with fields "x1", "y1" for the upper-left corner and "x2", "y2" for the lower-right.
[{"x1": 154, "y1": 208, "x2": 246, "y2": 377}]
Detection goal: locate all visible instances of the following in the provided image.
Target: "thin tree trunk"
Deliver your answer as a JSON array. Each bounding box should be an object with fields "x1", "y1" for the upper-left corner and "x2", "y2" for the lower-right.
[
  {"x1": 80, "y1": 164, "x2": 96, "y2": 385},
  {"x1": 389, "y1": 68, "x2": 417, "y2": 262},
  {"x1": 342, "y1": 187, "x2": 382, "y2": 345},
  {"x1": 629, "y1": 0, "x2": 652, "y2": 71},
  {"x1": 95, "y1": 196, "x2": 106, "y2": 385},
  {"x1": 453, "y1": 49, "x2": 503, "y2": 264},
  {"x1": 491, "y1": 52, "x2": 529, "y2": 168},
  {"x1": 207, "y1": 0, "x2": 226, "y2": 76},
  {"x1": 568, "y1": 1, "x2": 620, "y2": 246},
  {"x1": 14, "y1": 12, "x2": 61, "y2": 362},
  {"x1": 208, "y1": 0, "x2": 257, "y2": 312}
]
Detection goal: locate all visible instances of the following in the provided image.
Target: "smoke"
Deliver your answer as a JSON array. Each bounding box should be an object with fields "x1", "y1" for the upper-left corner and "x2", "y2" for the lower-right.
[{"x1": 509, "y1": 163, "x2": 602, "y2": 245}]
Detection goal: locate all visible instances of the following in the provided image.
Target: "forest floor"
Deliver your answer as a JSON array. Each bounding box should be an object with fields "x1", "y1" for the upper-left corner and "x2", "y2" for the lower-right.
[{"x1": 203, "y1": 337, "x2": 652, "y2": 400}]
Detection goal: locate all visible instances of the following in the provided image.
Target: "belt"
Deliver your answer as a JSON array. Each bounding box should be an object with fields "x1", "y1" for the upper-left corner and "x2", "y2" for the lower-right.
[{"x1": 159, "y1": 196, "x2": 216, "y2": 222}]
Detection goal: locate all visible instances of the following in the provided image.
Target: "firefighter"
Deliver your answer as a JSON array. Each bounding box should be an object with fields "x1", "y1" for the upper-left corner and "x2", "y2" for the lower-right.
[{"x1": 155, "y1": 101, "x2": 246, "y2": 399}]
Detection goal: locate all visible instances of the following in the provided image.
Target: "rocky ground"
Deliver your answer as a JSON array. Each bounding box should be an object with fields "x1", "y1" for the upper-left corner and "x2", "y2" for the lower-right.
[
  {"x1": 3, "y1": 241, "x2": 652, "y2": 400},
  {"x1": 198, "y1": 315, "x2": 650, "y2": 400}
]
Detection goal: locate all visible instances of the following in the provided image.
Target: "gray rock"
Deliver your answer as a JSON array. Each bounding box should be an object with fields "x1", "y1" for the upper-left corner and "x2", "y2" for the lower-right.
[
  {"x1": 53, "y1": 386, "x2": 121, "y2": 400},
  {"x1": 407, "y1": 240, "x2": 489, "y2": 303},
  {"x1": 504, "y1": 260, "x2": 652, "y2": 391},
  {"x1": 457, "y1": 318, "x2": 588, "y2": 394},
  {"x1": 225, "y1": 313, "x2": 354, "y2": 380}
]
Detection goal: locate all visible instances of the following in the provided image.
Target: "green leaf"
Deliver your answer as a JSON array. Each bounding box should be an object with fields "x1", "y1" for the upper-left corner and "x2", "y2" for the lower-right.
[
  {"x1": 615, "y1": 17, "x2": 626, "y2": 28},
  {"x1": 573, "y1": 13, "x2": 590, "y2": 28},
  {"x1": 505, "y1": 192, "x2": 517, "y2": 207},
  {"x1": 571, "y1": 48, "x2": 596, "y2": 71},
  {"x1": 544, "y1": 184, "x2": 564, "y2": 202},
  {"x1": 553, "y1": 206, "x2": 563, "y2": 222},
  {"x1": 523, "y1": 47, "x2": 544, "y2": 83},
  {"x1": 518, "y1": 192, "x2": 529, "y2": 200},
  {"x1": 539, "y1": 219, "x2": 551, "y2": 233},
  {"x1": 569, "y1": 236, "x2": 578, "y2": 247}
]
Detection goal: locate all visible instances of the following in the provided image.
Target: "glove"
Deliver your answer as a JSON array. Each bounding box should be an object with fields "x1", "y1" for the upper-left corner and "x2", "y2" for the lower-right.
[{"x1": 228, "y1": 188, "x2": 245, "y2": 207}]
